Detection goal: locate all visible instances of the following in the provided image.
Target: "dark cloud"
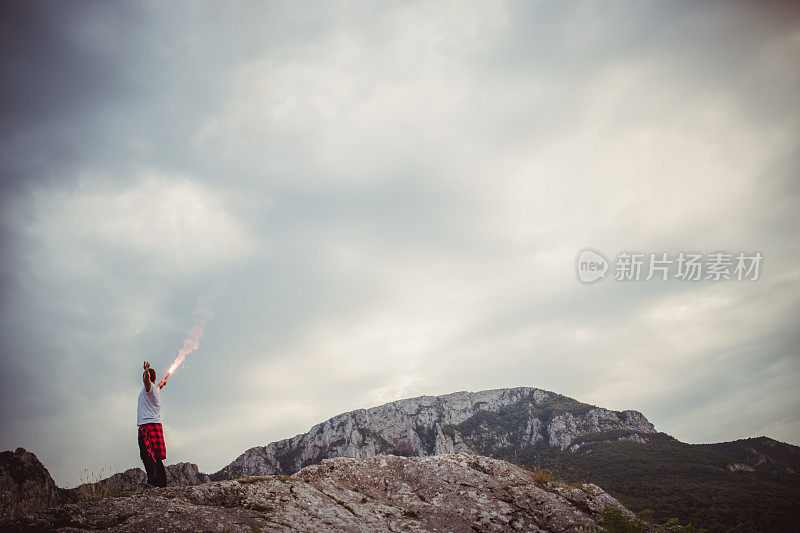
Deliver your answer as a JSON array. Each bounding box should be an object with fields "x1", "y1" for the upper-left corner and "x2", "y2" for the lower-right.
[{"x1": 1, "y1": 1, "x2": 798, "y2": 485}]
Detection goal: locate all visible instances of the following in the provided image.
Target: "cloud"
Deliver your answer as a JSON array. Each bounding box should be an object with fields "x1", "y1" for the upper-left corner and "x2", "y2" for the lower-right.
[
  {"x1": 0, "y1": 0, "x2": 798, "y2": 485},
  {"x1": 27, "y1": 173, "x2": 255, "y2": 280},
  {"x1": 197, "y1": 2, "x2": 509, "y2": 187}
]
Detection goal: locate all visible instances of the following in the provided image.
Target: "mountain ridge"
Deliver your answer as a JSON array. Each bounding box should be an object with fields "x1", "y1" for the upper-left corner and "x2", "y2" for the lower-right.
[
  {"x1": 211, "y1": 386, "x2": 656, "y2": 479},
  {"x1": 203, "y1": 386, "x2": 800, "y2": 530},
  {"x1": 4, "y1": 386, "x2": 799, "y2": 530}
]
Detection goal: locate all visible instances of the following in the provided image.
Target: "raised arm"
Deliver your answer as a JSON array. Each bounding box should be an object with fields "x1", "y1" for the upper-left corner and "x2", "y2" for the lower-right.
[{"x1": 143, "y1": 361, "x2": 153, "y2": 392}]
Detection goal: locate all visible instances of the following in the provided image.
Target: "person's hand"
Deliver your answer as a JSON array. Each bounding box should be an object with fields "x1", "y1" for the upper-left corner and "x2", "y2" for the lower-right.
[{"x1": 143, "y1": 361, "x2": 150, "y2": 371}]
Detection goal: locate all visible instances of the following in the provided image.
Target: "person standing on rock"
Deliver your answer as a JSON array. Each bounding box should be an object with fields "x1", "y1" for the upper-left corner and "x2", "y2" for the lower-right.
[{"x1": 138, "y1": 361, "x2": 169, "y2": 488}]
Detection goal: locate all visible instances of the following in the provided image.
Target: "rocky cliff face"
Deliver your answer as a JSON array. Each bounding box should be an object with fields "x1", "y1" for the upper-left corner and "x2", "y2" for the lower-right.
[
  {"x1": 213, "y1": 387, "x2": 656, "y2": 479},
  {"x1": 2, "y1": 454, "x2": 641, "y2": 533},
  {"x1": 0, "y1": 448, "x2": 61, "y2": 519}
]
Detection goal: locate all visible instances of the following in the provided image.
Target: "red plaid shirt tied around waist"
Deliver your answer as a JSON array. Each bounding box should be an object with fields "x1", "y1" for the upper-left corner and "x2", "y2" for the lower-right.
[{"x1": 138, "y1": 422, "x2": 166, "y2": 461}]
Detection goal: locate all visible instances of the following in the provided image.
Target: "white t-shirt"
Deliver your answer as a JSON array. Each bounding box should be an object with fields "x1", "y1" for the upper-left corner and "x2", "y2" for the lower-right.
[{"x1": 137, "y1": 382, "x2": 162, "y2": 426}]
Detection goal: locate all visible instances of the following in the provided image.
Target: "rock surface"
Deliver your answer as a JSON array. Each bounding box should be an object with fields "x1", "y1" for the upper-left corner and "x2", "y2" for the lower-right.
[
  {"x1": 213, "y1": 387, "x2": 656, "y2": 479},
  {"x1": 166, "y1": 461, "x2": 212, "y2": 486},
  {"x1": 1, "y1": 454, "x2": 639, "y2": 532},
  {"x1": 67, "y1": 462, "x2": 211, "y2": 499},
  {"x1": 0, "y1": 448, "x2": 61, "y2": 519}
]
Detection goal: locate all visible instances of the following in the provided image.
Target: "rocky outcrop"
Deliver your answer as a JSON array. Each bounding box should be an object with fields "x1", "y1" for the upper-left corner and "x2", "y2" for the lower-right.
[
  {"x1": 166, "y1": 462, "x2": 211, "y2": 486},
  {"x1": 68, "y1": 462, "x2": 211, "y2": 498},
  {"x1": 213, "y1": 387, "x2": 656, "y2": 479},
  {"x1": 1, "y1": 447, "x2": 213, "y2": 518},
  {"x1": 70, "y1": 468, "x2": 145, "y2": 500},
  {"x1": 1, "y1": 454, "x2": 641, "y2": 532},
  {"x1": 0, "y1": 448, "x2": 61, "y2": 519}
]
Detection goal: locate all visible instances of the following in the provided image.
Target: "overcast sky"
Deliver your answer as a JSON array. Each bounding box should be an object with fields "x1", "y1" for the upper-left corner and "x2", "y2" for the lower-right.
[{"x1": 1, "y1": 0, "x2": 798, "y2": 487}]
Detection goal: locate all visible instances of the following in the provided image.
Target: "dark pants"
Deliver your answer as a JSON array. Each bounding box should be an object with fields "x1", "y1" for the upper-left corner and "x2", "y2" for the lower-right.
[{"x1": 138, "y1": 431, "x2": 167, "y2": 487}]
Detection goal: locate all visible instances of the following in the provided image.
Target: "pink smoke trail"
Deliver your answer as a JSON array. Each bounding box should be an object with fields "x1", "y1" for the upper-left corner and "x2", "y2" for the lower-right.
[{"x1": 167, "y1": 284, "x2": 224, "y2": 377}]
